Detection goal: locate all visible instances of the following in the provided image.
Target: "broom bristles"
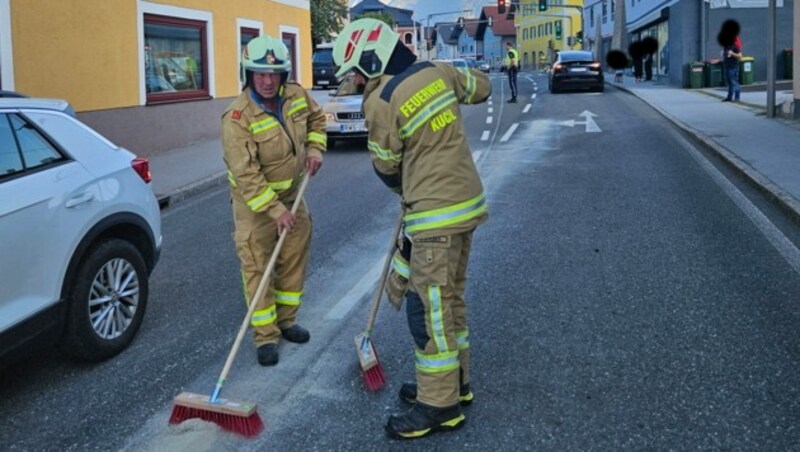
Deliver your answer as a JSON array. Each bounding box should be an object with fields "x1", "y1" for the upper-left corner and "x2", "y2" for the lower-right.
[
  {"x1": 363, "y1": 362, "x2": 386, "y2": 392},
  {"x1": 169, "y1": 404, "x2": 265, "y2": 438}
]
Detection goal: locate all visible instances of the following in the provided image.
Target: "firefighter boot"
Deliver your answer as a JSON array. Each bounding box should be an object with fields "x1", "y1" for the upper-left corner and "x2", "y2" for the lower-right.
[
  {"x1": 399, "y1": 382, "x2": 474, "y2": 406},
  {"x1": 257, "y1": 343, "x2": 279, "y2": 366},
  {"x1": 281, "y1": 324, "x2": 310, "y2": 343},
  {"x1": 385, "y1": 401, "x2": 465, "y2": 440}
]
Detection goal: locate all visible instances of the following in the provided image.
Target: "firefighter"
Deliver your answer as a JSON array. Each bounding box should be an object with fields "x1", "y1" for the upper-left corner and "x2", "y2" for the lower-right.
[
  {"x1": 333, "y1": 18, "x2": 491, "y2": 439},
  {"x1": 504, "y1": 41, "x2": 519, "y2": 103},
  {"x1": 221, "y1": 35, "x2": 326, "y2": 366}
]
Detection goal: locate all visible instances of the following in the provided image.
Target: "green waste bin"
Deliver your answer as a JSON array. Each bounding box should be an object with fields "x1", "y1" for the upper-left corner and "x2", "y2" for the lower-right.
[
  {"x1": 704, "y1": 60, "x2": 722, "y2": 87},
  {"x1": 739, "y1": 56, "x2": 754, "y2": 85},
  {"x1": 688, "y1": 61, "x2": 705, "y2": 88},
  {"x1": 783, "y1": 49, "x2": 793, "y2": 79}
]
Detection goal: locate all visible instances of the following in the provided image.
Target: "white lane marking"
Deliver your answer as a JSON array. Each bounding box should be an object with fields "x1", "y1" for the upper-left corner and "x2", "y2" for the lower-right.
[
  {"x1": 488, "y1": 100, "x2": 493, "y2": 105},
  {"x1": 523, "y1": 104, "x2": 532, "y2": 113},
  {"x1": 500, "y1": 123, "x2": 519, "y2": 142},
  {"x1": 325, "y1": 261, "x2": 383, "y2": 320},
  {"x1": 481, "y1": 130, "x2": 490, "y2": 141},
  {"x1": 531, "y1": 93, "x2": 537, "y2": 100},
  {"x1": 472, "y1": 150, "x2": 483, "y2": 162},
  {"x1": 488, "y1": 107, "x2": 494, "y2": 114},
  {"x1": 486, "y1": 116, "x2": 493, "y2": 124}
]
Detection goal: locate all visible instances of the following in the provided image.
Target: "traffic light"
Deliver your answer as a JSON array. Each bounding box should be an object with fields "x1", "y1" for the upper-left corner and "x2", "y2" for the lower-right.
[
  {"x1": 555, "y1": 20, "x2": 562, "y2": 40},
  {"x1": 498, "y1": 0, "x2": 506, "y2": 14},
  {"x1": 576, "y1": 30, "x2": 583, "y2": 45},
  {"x1": 567, "y1": 36, "x2": 574, "y2": 47},
  {"x1": 538, "y1": 0, "x2": 547, "y2": 11}
]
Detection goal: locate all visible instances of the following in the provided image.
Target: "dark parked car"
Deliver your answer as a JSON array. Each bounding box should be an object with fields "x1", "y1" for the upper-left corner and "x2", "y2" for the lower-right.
[
  {"x1": 312, "y1": 46, "x2": 338, "y2": 89},
  {"x1": 549, "y1": 50, "x2": 604, "y2": 93}
]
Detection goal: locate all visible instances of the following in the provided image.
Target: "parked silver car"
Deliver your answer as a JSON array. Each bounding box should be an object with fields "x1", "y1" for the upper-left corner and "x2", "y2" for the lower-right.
[{"x1": 322, "y1": 74, "x2": 367, "y2": 148}]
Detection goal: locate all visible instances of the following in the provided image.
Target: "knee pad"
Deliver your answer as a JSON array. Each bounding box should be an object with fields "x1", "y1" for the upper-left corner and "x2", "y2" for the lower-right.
[{"x1": 405, "y1": 290, "x2": 429, "y2": 350}]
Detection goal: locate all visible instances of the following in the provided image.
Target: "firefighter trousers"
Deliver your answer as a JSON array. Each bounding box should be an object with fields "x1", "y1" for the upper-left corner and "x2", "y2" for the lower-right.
[
  {"x1": 405, "y1": 230, "x2": 473, "y2": 408},
  {"x1": 232, "y1": 199, "x2": 311, "y2": 346}
]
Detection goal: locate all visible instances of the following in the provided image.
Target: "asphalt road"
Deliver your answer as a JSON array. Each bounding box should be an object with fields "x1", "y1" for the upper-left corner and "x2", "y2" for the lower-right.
[{"x1": 1, "y1": 72, "x2": 798, "y2": 451}]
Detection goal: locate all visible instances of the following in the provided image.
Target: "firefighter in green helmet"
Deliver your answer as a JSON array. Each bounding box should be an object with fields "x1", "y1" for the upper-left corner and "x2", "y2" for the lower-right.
[
  {"x1": 221, "y1": 35, "x2": 327, "y2": 366},
  {"x1": 334, "y1": 18, "x2": 491, "y2": 440}
]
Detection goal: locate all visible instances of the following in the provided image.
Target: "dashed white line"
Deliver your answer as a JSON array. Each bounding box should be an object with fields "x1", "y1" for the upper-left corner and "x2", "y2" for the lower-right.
[
  {"x1": 523, "y1": 104, "x2": 532, "y2": 113},
  {"x1": 500, "y1": 123, "x2": 519, "y2": 142},
  {"x1": 481, "y1": 130, "x2": 490, "y2": 141},
  {"x1": 488, "y1": 107, "x2": 493, "y2": 114},
  {"x1": 488, "y1": 100, "x2": 493, "y2": 105},
  {"x1": 531, "y1": 93, "x2": 537, "y2": 100},
  {"x1": 486, "y1": 116, "x2": 493, "y2": 124},
  {"x1": 472, "y1": 150, "x2": 483, "y2": 162}
]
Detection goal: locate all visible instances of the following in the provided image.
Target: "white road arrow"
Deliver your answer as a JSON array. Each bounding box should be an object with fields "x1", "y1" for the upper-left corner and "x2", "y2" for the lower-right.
[{"x1": 558, "y1": 110, "x2": 601, "y2": 133}]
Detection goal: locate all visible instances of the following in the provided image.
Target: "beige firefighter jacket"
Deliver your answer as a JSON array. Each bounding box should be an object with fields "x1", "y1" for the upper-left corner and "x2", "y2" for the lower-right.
[
  {"x1": 362, "y1": 62, "x2": 491, "y2": 238},
  {"x1": 221, "y1": 83, "x2": 326, "y2": 220}
]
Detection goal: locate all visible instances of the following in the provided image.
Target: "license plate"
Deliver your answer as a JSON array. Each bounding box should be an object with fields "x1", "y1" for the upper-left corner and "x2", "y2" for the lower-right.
[
  {"x1": 318, "y1": 80, "x2": 329, "y2": 85},
  {"x1": 571, "y1": 67, "x2": 587, "y2": 72},
  {"x1": 340, "y1": 122, "x2": 367, "y2": 133}
]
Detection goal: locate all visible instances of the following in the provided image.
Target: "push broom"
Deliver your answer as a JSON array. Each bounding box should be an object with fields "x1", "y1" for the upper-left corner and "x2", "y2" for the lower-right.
[
  {"x1": 169, "y1": 173, "x2": 311, "y2": 437},
  {"x1": 355, "y1": 214, "x2": 403, "y2": 392}
]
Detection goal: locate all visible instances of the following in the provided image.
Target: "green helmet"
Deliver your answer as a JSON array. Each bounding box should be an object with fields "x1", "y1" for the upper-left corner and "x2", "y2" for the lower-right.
[
  {"x1": 333, "y1": 18, "x2": 398, "y2": 79},
  {"x1": 242, "y1": 35, "x2": 291, "y2": 74}
]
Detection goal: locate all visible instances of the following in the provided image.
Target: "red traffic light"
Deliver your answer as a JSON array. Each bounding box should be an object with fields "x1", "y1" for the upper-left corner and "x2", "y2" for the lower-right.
[{"x1": 498, "y1": 0, "x2": 506, "y2": 14}]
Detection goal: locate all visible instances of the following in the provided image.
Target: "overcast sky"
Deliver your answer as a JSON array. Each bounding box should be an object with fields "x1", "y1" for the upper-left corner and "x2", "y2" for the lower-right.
[{"x1": 349, "y1": 0, "x2": 486, "y2": 25}]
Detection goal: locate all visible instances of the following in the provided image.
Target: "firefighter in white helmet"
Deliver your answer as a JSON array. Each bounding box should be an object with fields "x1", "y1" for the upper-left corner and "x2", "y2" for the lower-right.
[
  {"x1": 333, "y1": 18, "x2": 491, "y2": 439},
  {"x1": 221, "y1": 35, "x2": 326, "y2": 366}
]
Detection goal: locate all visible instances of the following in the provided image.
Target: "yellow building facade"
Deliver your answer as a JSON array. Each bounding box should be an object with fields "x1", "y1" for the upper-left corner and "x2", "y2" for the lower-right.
[
  {"x1": 514, "y1": 0, "x2": 583, "y2": 71},
  {"x1": 0, "y1": 0, "x2": 312, "y2": 155}
]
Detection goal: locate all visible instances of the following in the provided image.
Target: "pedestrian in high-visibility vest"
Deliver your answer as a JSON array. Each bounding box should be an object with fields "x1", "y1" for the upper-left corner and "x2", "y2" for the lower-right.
[
  {"x1": 504, "y1": 41, "x2": 519, "y2": 102},
  {"x1": 221, "y1": 35, "x2": 327, "y2": 366},
  {"x1": 333, "y1": 18, "x2": 491, "y2": 440}
]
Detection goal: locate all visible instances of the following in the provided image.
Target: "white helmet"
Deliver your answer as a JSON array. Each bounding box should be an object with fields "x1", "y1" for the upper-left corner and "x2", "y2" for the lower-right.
[
  {"x1": 333, "y1": 18, "x2": 399, "y2": 79},
  {"x1": 242, "y1": 35, "x2": 291, "y2": 74}
]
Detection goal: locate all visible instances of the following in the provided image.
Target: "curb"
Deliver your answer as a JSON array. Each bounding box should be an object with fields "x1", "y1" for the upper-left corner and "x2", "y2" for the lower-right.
[
  {"x1": 608, "y1": 81, "x2": 800, "y2": 225},
  {"x1": 156, "y1": 171, "x2": 228, "y2": 210}
]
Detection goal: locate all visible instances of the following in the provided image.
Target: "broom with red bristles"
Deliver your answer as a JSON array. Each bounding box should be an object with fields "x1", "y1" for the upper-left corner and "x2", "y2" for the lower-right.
[
  {"x1": 169, "y1": 174, "x2": 310, "y2": 437},
  {"x1": 355, "y1": 214, "x2": 403, "y2": 392}
]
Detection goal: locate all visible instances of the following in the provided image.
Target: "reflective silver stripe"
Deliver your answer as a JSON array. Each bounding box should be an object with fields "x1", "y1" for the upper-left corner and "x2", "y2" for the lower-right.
[
  {"x1": 274, "y1": 290, "x2": 302, "y2": 306},
  {"x1": 227, "y1": 170, "x2": 237, "y2": 187},
  {"x1": 247, "y1": 186, "x2": 278, "y2": 211},
  {"x1": 307, "y1": 131, "x2": 327, "y2": 146},
  {"x1": 392, "y1": 255, "x2": 410, "y2": 279},
  {"x1": 464, "y1": 70, "x2": 476, "y2": 104},
  {"x1": 456, "y1": 330, "x2": 469, "y2": 350},
  {"x1": 249, "y1": 117, "x2": 280, "y2": 134},
  {"x1": 404, "y1": 193, "x2": 487, "y2": 233},
  {"x1": 399, "y1": 91, "x2": 457, "y2": 139},
  {"x1": 268, "y1": 178, "x2": 293, "y2": 192},
  {"x1": 288, "y1": 99, "x2": 308, "y2": 116},
  {"x1": 415, "y1": 349, "x2": 459, "y2": 373},
  {"x1": 368, "y1": 141, "x2": 402, "y2": 162},
  {"x1": 252, "y1": 305, "x2": 277, "y2": 326},
  {"x1": 428, "y1": 285, "x2": 449, "y2": 353}
]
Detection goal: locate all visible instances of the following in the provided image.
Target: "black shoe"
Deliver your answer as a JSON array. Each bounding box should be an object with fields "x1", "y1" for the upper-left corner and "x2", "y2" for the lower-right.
[
  {"x1": 399, "y1": 382, "x2": 474, "y2": 406},
  {"x1": 257, "y1": 343, "x2": 279, "y2": 366},
  {"x1": 508, "y1": 97, "x2": 517, "y2": 103},
  {"x1": 385, "y1": 402, "x2": 465, "y2": 440},
  {"x1": 281, "y1": 324, "x2": 310, "y2": 343},
  {"x1": 722, "y1": 98, "x2": 732, "y2": 102}
]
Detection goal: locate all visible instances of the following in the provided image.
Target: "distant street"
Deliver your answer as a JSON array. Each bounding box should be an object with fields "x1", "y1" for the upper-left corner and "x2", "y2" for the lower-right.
[{"x1": 2, "y1": 72, "x2": 798, "y2": 451}]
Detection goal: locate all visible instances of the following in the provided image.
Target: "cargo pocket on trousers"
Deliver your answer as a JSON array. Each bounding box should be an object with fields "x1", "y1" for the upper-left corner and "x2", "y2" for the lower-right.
[
  {"x1": 233, "y1": 229, "x2": 257, "y2": 274},
  {"x1": 409, "y1": 237, "x2": 450, "y2": 289}
]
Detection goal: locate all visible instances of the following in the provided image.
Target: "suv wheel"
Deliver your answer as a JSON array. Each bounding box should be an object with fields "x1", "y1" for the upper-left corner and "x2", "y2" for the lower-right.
[{"x1": 63, "y1": 239, "x2": 149, "y2": 361}]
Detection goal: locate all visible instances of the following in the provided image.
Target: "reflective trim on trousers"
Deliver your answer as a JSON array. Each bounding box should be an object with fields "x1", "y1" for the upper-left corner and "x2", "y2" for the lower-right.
[
  {"x1": 415, "y1": 349, "x2": 460, "y2": 373},
  {"x1": 274, "y1": 290, "x2": 302, "y2": 306},
  {"x1": 252, "y1": 304, "x2": 277, "y2": 326},
  {"x1": 428, "y1": 285, "x2": 449, "y2": 353},
  {"x1": 456, "y1": 329, "x2": 469, "y2": 350}
]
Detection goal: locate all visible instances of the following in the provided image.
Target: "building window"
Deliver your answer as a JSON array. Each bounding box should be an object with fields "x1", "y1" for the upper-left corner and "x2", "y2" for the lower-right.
[
  {"x1": 590, "y1": 6, "x2": 595, "y2": 24},
  {"x1": 281, "y1": 31, "x2": 298, "y2": 82},
  {"x1": 538, "y1": 24, "x2": 543, "y2": 36},
  {"x1": 602, "y1": 0, "x2": 608, "y2": 23},
  {"x1": 612, "y1": 0, "x2": 616, "y2": 14},
  {"x1": 144, "y1": 14, "x2": 208, "y2": 104},
  {"x1": 241, "y1": 27, "x2": 259, "y2": 52},
  {"x1": 523, "y1": 29, "x2": 528, "y2": 40},
  {"x1": 404, "y1": 33, "x2": 413, "y2": 45}
]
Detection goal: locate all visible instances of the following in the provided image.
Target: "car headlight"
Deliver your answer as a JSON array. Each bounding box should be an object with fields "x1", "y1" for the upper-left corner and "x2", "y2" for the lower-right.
[{"x1": 325, "y1": 113, "x2": 335, "y2": 123}]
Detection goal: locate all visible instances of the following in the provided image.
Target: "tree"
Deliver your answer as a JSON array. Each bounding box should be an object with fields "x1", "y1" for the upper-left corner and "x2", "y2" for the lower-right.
[
  {"x1": 310, "y1": 0, "x2": 348, "y2": 47},
  {"x1": 356, "y1": 11, "x2": 395, "y2": 28}
]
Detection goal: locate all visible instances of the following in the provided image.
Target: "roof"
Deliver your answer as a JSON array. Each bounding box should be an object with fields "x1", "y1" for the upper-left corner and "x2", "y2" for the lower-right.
[
  {"x1": 479, "y1": 5, "x2": 517, "y2": 37},
  {"x1": 436, "y1": 23, "x2": 461, "y2": 45},
  {"x1": 464, "y1": 18, "x2": 480, "y2": 38},
  {"x1": 350, "y1": 0, "x2": 414, "y2": 27}
]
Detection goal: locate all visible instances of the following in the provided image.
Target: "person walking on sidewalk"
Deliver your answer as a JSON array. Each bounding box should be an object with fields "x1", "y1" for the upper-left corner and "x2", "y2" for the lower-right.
[
  {"x1": 221, "y1": 35, "x2": 326, "y2": 366},
  {"x1": 333, "y1": 18, "x2": 491, "y2": 440},
  {"x1": 722, "y1": 35, "x2": 742, "y2": 102},
  {"x1": 504, "y1": 41, "x2": 519, "y2": 102}
]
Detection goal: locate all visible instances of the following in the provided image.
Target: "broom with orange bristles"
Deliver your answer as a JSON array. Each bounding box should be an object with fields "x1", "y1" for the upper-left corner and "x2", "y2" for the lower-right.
[
  {"x1": 169, "y1": 174, "x2": 310, "y2": 437},
  {"x1": 355, "y1": 214, "x2": 404, "y2": 392}
]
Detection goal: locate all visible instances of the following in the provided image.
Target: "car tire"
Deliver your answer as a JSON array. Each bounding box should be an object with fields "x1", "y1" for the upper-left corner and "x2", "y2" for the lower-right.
[
  {"x1": 328, "y1": 139, "x2": 336, "y2": 149},
  {"x1": 596, "y1": 85, "x2": 605, "y2": 93},
  {"x1": 62, "y1": 238, "x2": 149, "y2": 362}
]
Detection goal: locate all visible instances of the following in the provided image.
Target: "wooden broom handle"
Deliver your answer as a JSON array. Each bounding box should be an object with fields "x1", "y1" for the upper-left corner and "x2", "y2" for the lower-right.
[
  {"x1": 216, "y1": 173, "x2": 311, "y2": 388},
  {"x1": 365, "y1": 213, "x2": 404, "y2": 333}
]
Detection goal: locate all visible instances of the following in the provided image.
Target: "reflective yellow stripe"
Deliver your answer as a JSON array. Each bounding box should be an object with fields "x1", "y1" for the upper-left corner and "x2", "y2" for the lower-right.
[
  {"x1": 464, "y1": 69, "x2": 476, "y2": 104},
  {"x1": 456, "y1": 330, "x2": 469, "y2": 350},
  {"x1": 392, "y1": 254, "x2": 410, "y2": 279},
  {"x1": 227, "y1": 170, "x2": 237, "y2": 187},
  {"x1": 428, "y1": 285, "x2": 449, "y2": 352},
  {"x1": 404, "y1": 193, "x2": 487, "y2": 233},
  {"x1": 287, "y1": 98, "x2": 308, "y2": 116},
  {"x1": 268, "y1": 178, "x2": 293, "y2": 192},
  {"x1": 247, "y1": 186, "x2": 278, "y2": 211},
  {"x1": 252, "y1": 305, "x2": 277, "y2": 326},
  {"x1": 307, "y1": 131, "x2": 327, "y2": 146},
  {"x1": 415, "y1": 349, "x2": 459, "y2": 373},
  {"x1": 274, "y1": 290, "x2": 302, "y2": 306},
  {"x1": 399, "y1": 91, "x2": 457, "y2": 139},
  {"x1": 368, "y1": 141, "x2": 402, "y2": 162},
  {"x1": 248, "y1": 117, "x2": 280, "y2": 135}
]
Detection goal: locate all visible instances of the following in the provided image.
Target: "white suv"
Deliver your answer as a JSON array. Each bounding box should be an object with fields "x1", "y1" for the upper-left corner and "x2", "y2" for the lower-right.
[{"x1": 0, "y1": 97, "x2": 162, "y2": 364}]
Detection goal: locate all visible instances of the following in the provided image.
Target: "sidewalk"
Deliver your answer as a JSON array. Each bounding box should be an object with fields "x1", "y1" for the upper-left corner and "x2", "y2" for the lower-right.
[
  {"x1": 606, "y1": 74, "x2": 800, "y2": 223},
  {"x1": 147, "y1": 78, "x2": 800, "y2": 224}
]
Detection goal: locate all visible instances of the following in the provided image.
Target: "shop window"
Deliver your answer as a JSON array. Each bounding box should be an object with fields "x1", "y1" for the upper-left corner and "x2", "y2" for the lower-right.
[{"x1": 144, "y1": 14, "x2": 208, "y2": 104}]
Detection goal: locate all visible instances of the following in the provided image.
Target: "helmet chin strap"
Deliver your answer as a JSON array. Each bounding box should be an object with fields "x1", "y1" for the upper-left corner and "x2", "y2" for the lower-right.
[{"x1": 384, "y1": 41, "x2": 417, "y2": 76}]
